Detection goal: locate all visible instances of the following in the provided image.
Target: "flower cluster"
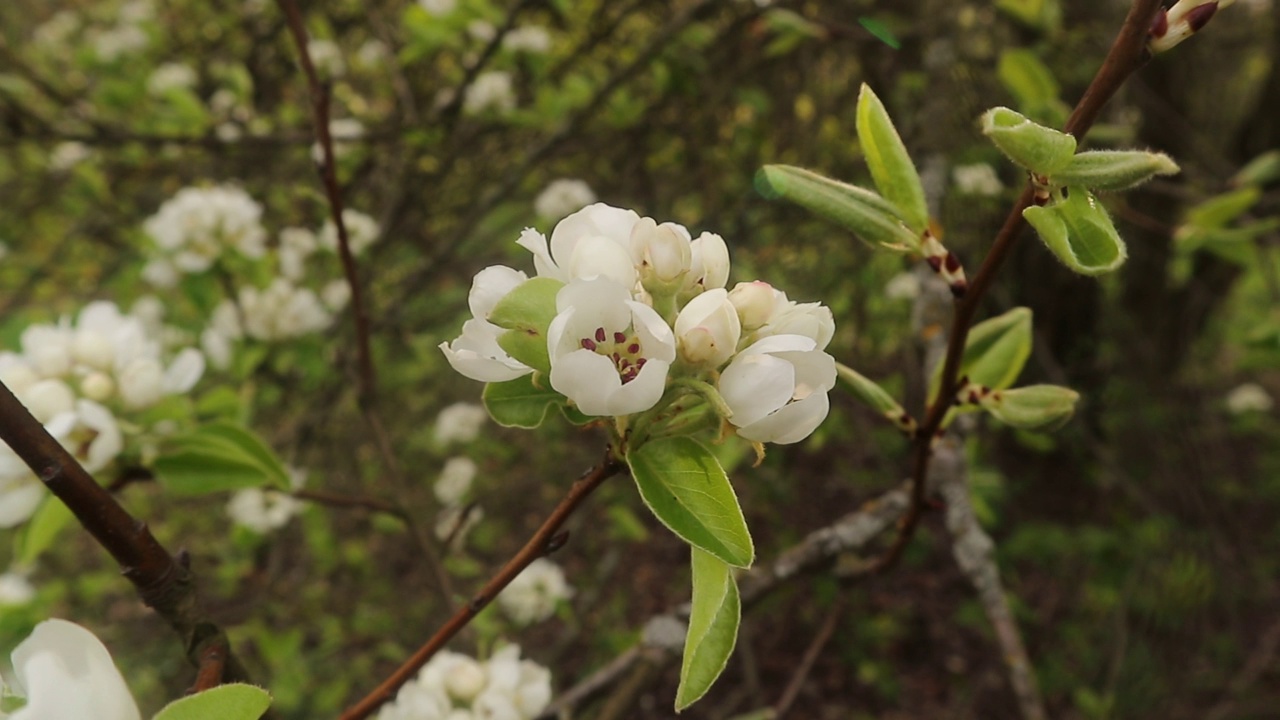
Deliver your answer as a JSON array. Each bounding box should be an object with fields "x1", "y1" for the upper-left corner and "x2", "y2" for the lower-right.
[
  {"x1": 1, "y1": 300, "x2": 204, "y2": 527},
  {"x1": 496, "y1": 558, "x2": 573, "y2": 626},
  {"x1": 440, "y1": 203, "x2": 837, "y2": 445},
  {"x1": 375, "y1": 645, "x2": 551, "y2": 720},
  {"x1": 141, "y1": 185, "x2": 267, "y2": 286},
  {"x1": 430, "y1": 404, "x2": 487, "y2": 547},
  {"x1": 226, "y1": 465, "x2": 308, "y2": 534}
]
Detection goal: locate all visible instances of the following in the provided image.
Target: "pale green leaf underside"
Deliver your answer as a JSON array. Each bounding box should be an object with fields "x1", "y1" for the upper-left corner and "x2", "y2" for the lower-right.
[
  {"x1": 151, "y1": 684, "x2": 271, "y2": 720},
  {"x1": 627, "y1": 436, "x2": 754, "y2": 568},
  {"x1": 675, "y1": 546, "x2": 741, "y2": 711},
  {"x1": 482, "y1": 374, "x2": 561, "y2": 428}
]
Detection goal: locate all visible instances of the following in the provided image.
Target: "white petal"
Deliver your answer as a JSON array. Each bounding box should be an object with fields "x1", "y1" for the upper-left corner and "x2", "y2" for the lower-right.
[
  {"x1": 549, "y1": 203, "x2": 639, "y2": 264},
  {"x1": 605, "y1": 358, "x2": 669, "y2": 415},
  {"x1": 76, "y1": 400, "x2": 123, "y2": 472},
  {"x1": 738, "y1": 391, "x2": 830, "y2": 444},
  {"x1": 719, "y1": 353, "x2": 795, "y2": 428},
  {"x1": 567, "y1": 235, "x2": 637, "y2": 287},
  {"x1": 626, "y1": 301, "x2": 676, "y2": 363},
  {"x1": 549, "y1": 349, "x2": 623, "y2": 416},
  {"x1": 0, "y1": 480, "x2": 44, "y2": 528},
  {"x1": 439, "y1": 320, "x2": 532, "y2": 383},
  {"x1": 515, "y1": 228, "x2": 563, "y2": 281},
  {"x1": 10, "y1": 619, "x2": 142, "y2": 720},
  {"x1": 738, "y1": 334, "x2": 817, "y2": 357},
  {"x1": 468, "y1": 265, "x2": 529, "y2": 319},
  {"x1": 163, "y1": 348, "x2": 205, "y2": 394}
]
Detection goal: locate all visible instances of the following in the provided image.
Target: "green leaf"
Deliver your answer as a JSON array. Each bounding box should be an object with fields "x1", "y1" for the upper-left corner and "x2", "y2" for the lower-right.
[
  {"x1": 856, "y1": 84, "x2": 928, "y2": 234},
  {"x1": 1184, "y1": 187, "x2": 1260, "y2": 229},
  {"x1": 15, "y1": 495, "x2": 73, "y2": 565},
  {"x1": 1232, "y1": 149, "x2": 1280, "y2": 188},
  {"x1": 153, "y1": 422, "x2": 289, "y2": 496},
  {"x1": 675, "y1": 547, "x2": 741, "y2": 711},
  {"x1": 152, "y1": 683, "x2": 272, "y2": 720},
  {"x1": 835, "y1": 362, "x2": 907, "y2": 422},
  {"x1": 1024, "y1": 188, "x2": 1127, "y2": 275},
  {"x1": 857, "y1": 17, "x2": 901, "y2": 50},
  {"x1": 1055, "y1": 150, "x2": 1179, "y2": 191},
  {"x1": 979, "y1": 384, "x2": 1079, "y2": 432},
  {"x1": 755, "y1": 165, "x2": 920, "y2": 251},
  {"x1": 482, "y1": 374, "x2": 563, "y2": 428},
  {"x1": 930, "y1": 307, "x2": 1033, "y2": 402},
  {"x1": 996, "y1": 0, "x2": 1062, "y2": 31},
  {"x1": 489, "y1": 277, "x2": 564, "y2": 374},
  {"x1": 997, "y1": 49, "x2": 1067, "y2": 124},
  {"x1": 627, "y1": 437, "x2": 754, "y2": 568},
  {"x1": 981, "y1": 106, "x2": 1077, "y2": 175}
]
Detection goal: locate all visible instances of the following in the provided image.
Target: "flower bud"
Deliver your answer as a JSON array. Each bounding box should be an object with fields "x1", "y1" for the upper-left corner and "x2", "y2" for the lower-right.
[
  {"x1": 118, "y1": 357, "x2": 166, "y2": 409},
  {"x1": 631, "y1": 217, "x2": 692, "y2": 292},
  {"x1": 444, "y1": 657, "x2": 488, "y2": 703},
  {"x1": 981, "y1": 107, "x2": 1077, "y2": 175},
  {"x1": 687, "y1": 232, "x2": 730, "y2": 293},
  {"x1": 728, "y1": 281, "x2": 777, "y2": 330},
  {"x1": 978, "y1": 384, "x2": 1079, "y2": 432},
  {"x1": 80, "y1": 371, "x2": 116, "y2": 402},
  {"x1": 675, "y1": 288, "x2": 741, "y2": 368}
]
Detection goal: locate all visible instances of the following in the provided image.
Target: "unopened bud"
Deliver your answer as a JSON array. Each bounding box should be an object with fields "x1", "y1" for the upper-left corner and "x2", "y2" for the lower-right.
[
  {"x1": 675, "y1": 289, "x2": 741, "y2": 367},
  {"x1": 631, "y1": 217, "x2": 693, "y2": 291},
  {"x1": 979, "y1": 384, "x2": 1079, "y2": 432},
  {"x1": 80, "y1": 371, "x2": 116, "y2": 402},
  {"x1": 728, "y1": 281, "x2": 778, "y2": 330}
]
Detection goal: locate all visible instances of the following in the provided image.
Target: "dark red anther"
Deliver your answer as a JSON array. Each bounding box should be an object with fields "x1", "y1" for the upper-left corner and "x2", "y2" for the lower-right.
[
  {"x1": 613, "y1": 331, "x2": 627, "y2": 343},
  {"x1": 1150, "y1": 8, "x2": 1168, "y2": 37},
  {"x1": 581, "y1": 338, "x2": 597, "y2": 351},
  {"x1": 611, "y1": 352, "x2": 621, "y2": 364},
  {"x1": 926, "y1": 256, "x2": 944, "y2": 272},
  {"x1": 943, "y1": 253, "x2": 962, "y2": 273},
  {"x1": 1186, "y1": 1, "x2": 1217, "y2": 31},
  {"x1": 627, "y1": 343, "x2": 640, "y2": 354},
  {"x1": 595, "y1": 327, "x2": 607, "y2": 343},
  {"x1": 636, "y1": 358, "x2": 647, "y2": 368}
]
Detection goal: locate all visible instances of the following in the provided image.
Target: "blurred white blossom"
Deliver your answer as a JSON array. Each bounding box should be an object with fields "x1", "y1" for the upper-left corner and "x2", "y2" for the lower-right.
[
  {"x1": 952, "y1": 163, "x2": 1003, "y2": 196},
  {"x1": 3, "y1": 619, "x2": 142, "y2": 720},
  {"x1": 0, "y1": 571, "x2": 35, "y2": 606},
  {"x1": 468, "y1": 20, "x2": 497, "y2": 43},
  {"x1": 463, "y1": 71, "x2": 516, "y2": 116},
  {"x1": 319, "y1": 209, "x2": 380, "y2": 256},
  {"x1": 418, "y1": 0, "x2": 457, "y2": 15},
  {"x1": 227, "y1": 467, "x2": 306, "y2": 534},
  {"x1": 238, "y1": 278, "x2": 333, "y2": 340},
  {"x1": 49, "y1": 142, "x2": 90, "y2": 171},
  {"x1": 376, "y1": 645, "x2": 550, "y2": 720},
  {"x1": 1226, "y1": 382, "x2": 1274, "y2": 414},
  {"x1": 321, "y1": 279, "x2": 352, "y2": 311},
  {"x1": 311, "y1": 118, "x2": 366, "y2": 164},
  {"x1": 434, "y1": 457, "x2": 477, "y2": 506},
  {"x1": 497, "y1": 558, "x2": 572, "y2": 626},
  {"x1": 884, "y1": 271, "x2": 922, "y2": 301},
  {"x1": 0, "y1": 240, "x2": 8, "y2": 261},
  {"x1": 434, "y1": 402, "x2": 488, "y2": 445},
  {"x1": 434, "y1": 505, "x2": 483, "y2": 546},
  {"x1": 503, "y1": 26, "x2": 552, "y2": 54},
  {"x1": 146, "y1": 62, "x2": 197, "y2": 95},
  {"x1": 307, "y1": 38, "x2": 346, "y2": 78},
  {"x1": 534, "y1": 179, "x2": 596, "y2": 222},
  {"x1": 33, "y1": 11, "x2": 80, "y2": 47},
  {"x1": 91, "y1": 24, "x2": 148, "y2": 61},
  {"x1": 142, "y1": 185, "x2": 267, "y2": 275}
]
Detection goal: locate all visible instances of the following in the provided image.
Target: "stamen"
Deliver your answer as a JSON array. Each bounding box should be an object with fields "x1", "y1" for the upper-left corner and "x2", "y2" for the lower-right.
[
  {"x1": 595, "y1": 327, "x2": 607, "y2": 343},
  {"x1": 581, "y1": 339, "x2": 597, "y2": 351}
]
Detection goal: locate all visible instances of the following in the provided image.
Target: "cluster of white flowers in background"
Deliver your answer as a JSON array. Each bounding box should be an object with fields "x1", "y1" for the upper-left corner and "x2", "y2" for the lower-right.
[
  {"x1": 433, "y1": 402, "x2": 488, "y2": 445},
  {"x1": 375, "y1": 645, "x2": 551, "y2": 720},
  {"x1": 0, "y1": 570, "x2": 36, "y2": 607},
  {"x1": 141, "y1": 185, "x2": 267, "y2": 286},
  {"x1": 463, "y1": 71, "x2": 517, "y2": 116},
  {"x1": 951, "y1": 162, "x2": 1004, "y2": 196},
  {"x1": 226, "y1": 465, "x2": 307, "y2": 534},
  {"x1": 48, "y1": 142, "x2": 91, "y2": 172},
  {"x1": 307, "y1": 38, "x2": 346, "y2": 78},
  {"x1": 0, "y1": 301, "x2": 204, "y2": 528},
  {"x1": 534, "y1": 179, "x2": 596, "y2": 222},
  {"x1": 430, "y1": 404, "x2": 487, "y2": 548},
  {"x1": 1226, "y1": 382, "x2": 1274, "y2": 415},
  {"x1": 146, "y1": 62, "x2": 197, "y2": 95},
  {"x1": 417, "y1": 0, "x2": 457, "y2": 16},
  {"x1": 503, "y1": 26, "x2": 552, "y2": 54},
  {"x1": 441, "y1": 203, "x2": 838, "y2": 445},
  {"x1": 496, "y1": 558, "x2": 572, "y2": 626}
]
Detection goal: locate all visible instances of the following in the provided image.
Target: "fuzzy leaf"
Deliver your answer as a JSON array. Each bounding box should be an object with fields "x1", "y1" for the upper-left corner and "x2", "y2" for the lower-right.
[
  {"x1": 675, "y1": 547, "x2": 741, "y2": 711},
  {"x1": 981, "y1": 106, "x2": 1077, "y2": 175},
  {"x1": 152, "y1": 684, "x2": 271, "y2": 720},
  {"x1": 857, "y1": 84, "x2": 928, "y2": 234},
  {"x1": 931, "y1": 307, "x2": 1033, "y2": 402},
  {"x1": 1055, "y1": 150, "x2": 1179, "y2": 191},
  {"x1": 1024, "y1": 188, "x2": 1127, "y2": 275},
  {"x1": 755, "y1": 165, "x2": 919, "y2": 251},
  {"x1": 482, "y1": 374, "x2": 563, "y2": 428},
  {"x1": 627, "y1": 436, "x2": 754, "y2": 568},
  {"x1": 980, "y1": 384, "x2": 1079, "y2": 431},
  {"x1": 835, "y1": 362, "x2": 905, "y2": 419}
]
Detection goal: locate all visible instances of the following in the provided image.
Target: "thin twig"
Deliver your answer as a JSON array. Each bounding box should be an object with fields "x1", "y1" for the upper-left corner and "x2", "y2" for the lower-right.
[
  {"x1": 872, "y1": 0, "x2": 1165, "y2": 574},
  {"x1": 772, "y1": 595, "x2": 846, "y2": 720},
  {"x1": 189, "y1": 639, "x2": 229, "y2": 694},
  {"x1": 292, "y1": 487, "x2": 405, "y2": 518},
  {"x1": 0, "y1": 380, "x2": 255, "y2": 688},
  {"x1": 338, "y1": 455, "x2": 625, "y2": 720}
]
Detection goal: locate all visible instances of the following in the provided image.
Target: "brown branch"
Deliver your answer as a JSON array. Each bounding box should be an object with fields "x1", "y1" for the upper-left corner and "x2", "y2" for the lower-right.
[
  {"x1": 0, "y1": 380, "x2": 254, "y2": 688},
  {"x1": 871, "y1": 0, "x2": 1165, "y2": 574},
  {"x1": 338, "y1": 454, "x2": 625, "y2": 720},
  {"x1": 772, "y1": 595, "x2": 846, "y2": 720},
  {"x1": 292, "y1": 487, "x2": 405, "y2": 518},
  {"x1": 275, "y1": 0, "x2": 456, "y2": 602},
  {"x1": 189, "y1": 639, "x2": 229, "y2": 694}
]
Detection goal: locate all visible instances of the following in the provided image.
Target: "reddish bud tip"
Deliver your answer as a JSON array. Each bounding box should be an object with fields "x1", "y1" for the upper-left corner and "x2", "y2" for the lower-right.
[
  {"x1": 943, "y1": 253, "x2": 962, "y2": 273},
  {"x1": 926, "y1": 256, "x2": 944, "y2": 272},
  {"x1": 950, "y1": 281, "x2": 968, "y2": 298},
  {"x1": 1150, "y1": 8, "x2": 1168, "y2": 38},
  {"x1": 1187, "y1": 2, "x2": 1218, "y2": 32}
]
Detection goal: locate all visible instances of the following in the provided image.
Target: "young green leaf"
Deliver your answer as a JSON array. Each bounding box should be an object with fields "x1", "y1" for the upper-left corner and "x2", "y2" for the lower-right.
[
  {"x1": 1054, "y1": 150, "x2": 1179, "y2": 191},
  {"x1": 979, "y1": 384, "x2": 1080, "y2": 431},
  {"x1": 482, "y1": 373, "x2": 564, "y2": 428},
  {"x1": 835, "y1": 362, "x2": 911, "y2": 428},
  {"x1": 152, "y1": 683, "x2": 271, "y2": 720},
  {"x1": 856, "y1": 84, "x2": 929, "y2": 234},
  {"x1": 930, "y1": 307, "x2": 1033, "y2": 402},
  {"x1": 1184, "y1": 186, "x2": 1260, "y2": 229},
  {"x1": 15, "y1": 496, "x2": 73, "y2": 565},
  {"x1": 1024, "y1": 187, "x2": 1127, "y2": 275},
  {"x1": 755, "y1": 165, "x2": 920, "y2": 251},
  {"x1": 627, "y1": 436, "x2": 754, "y2": 568},
  {"x1": 675, "y1": 547, "x2": 741, "y2": 711},
  {"x1": 489, "y1": 277, "x2": 564, "y2": 373},
  {"x1": 981, "y1": 106, "x2": 1077, "y2": 175},
  {"x1": 153, "y1": 422, "x2": 290, "y2": 496},
  {"x1": 1232, "y1": 149, "x2": 1280, "y2": 188}
]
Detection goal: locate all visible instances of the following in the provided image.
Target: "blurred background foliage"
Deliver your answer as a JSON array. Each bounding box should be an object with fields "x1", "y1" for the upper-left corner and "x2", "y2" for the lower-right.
[{"x1": 1, "y1": 0, "x2": 1279, "y2": 717}]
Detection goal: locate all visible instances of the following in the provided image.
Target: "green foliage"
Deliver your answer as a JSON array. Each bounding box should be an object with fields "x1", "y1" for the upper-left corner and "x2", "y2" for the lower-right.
[
  {"x1": 856, "y1": 84, "x2": 928, "y2": 234},
  {"x1": 930, "y1": 307, "x2": 1033, "y2": 402},
  {"x1": 676, "y1": 547, "x2": 741, "y2": 710},
  {"x1": 755, "y1": 165, "x2": 919, "y2": 251},
  {"x1": 151, "y1": 684, "x2": 271, "y2": 720},
  {"x1": 1023, "y1": 187, "x2": 1128, "y2": 275},
  {"x1": 489, "y1": 277, "x2": 565, "y2": 374},
  {"x1": 152, "y1": 422, "x2": 290, "y2": 496},
  {"x1": 481, "y1": 374, "x2": 565, "y2": 428}
]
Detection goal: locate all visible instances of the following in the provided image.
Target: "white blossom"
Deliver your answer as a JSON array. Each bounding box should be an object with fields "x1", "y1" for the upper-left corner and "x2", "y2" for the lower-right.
[
  {"x1": 463, "y1": 71, "x2": 516, "y2": 116},
  {"x1": 533, "y1": 180, "x2": 597, "y2": 222},
  {"x1": 546, "y1": 278, "x2": 675, "y2": 416},
  {"x1": 307, "y1": 38, "x2": 346, "y2": 78},
  {"x1": 434, "y1": 457, "x2": 477, "y2": 506},
  {"x1": 146, "y1": 62, "x2": 197, "y2": 95},
  {"x1": 4, "y1": 619, "x2": 141, "y2": 720},
  {"x1": 440, "y1": 267, "x2": 533, "y2": 382},
  {"x1": 884, "y1": 271, "x2": 922, "y2": 301},
  {"x1": 434, "y1": 402, "x2": 487, "y2": 445},
  {"x1": 952, "y1": 163, "x2": 1003, "y2": 196},
  {"x1": 376, "y1": 644, "x2": 550, "y2": 720},
  {"x1": 418, "y1": 0, "x2": 457, "y2": 15},
  {"x1": 319, "y1": 209, "x2": 380, "y2": 255},
  {"x1": 227, "y1": 487, "x2": 303, "y2": 534},
  {"x1": 238, "y1": 278, "x2": 333, "y2": 340},
  {"x1": 719, "y1": 335, "x2": 837, "y2": 444},
  {"x1": 497, "y1": 559, "x2": 573, "y2": 626},
  {"x1": 517, "y1": 204, "x2": 642, "y2": 285},
  {"x1": 434, "y1": 504, "x2": 484, "y2": 545},
  {"x1": 0, "y1": 571, "x2": 35, "y2": 606},
  {"x1": 142, "y1": 185, "x2": 267, "y2": 276},
  {"x1": 728, "y1": 281, "x2": 777, "y2": 331},
  {"x1": 321, "y1": 279, "x2": 352, "y2": 311},
  {"x1": 33, "y1": 11, "x2": 80, "y2": 48},
  {"x1": 468, "y1": 21, "x2": 498, "y2": 43},
  {"x1": 91, "y1": 24, "x2": 149, "y2": 61},
  {"x1": 49, "y1": 142, "x2": 90, "y2": 171},
  {"x1": 1226, "y1": 382, "x2": 1274, "y2": 414},
  {"x1": 684, "y1": 232, "x2": 731, "y2": 294},
  {"x1": 674, "y1": 288, "x2": 740, "y2": 368},
  {"x1": 503, "y1": 26, "x2": 552, "y2": 54}
]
